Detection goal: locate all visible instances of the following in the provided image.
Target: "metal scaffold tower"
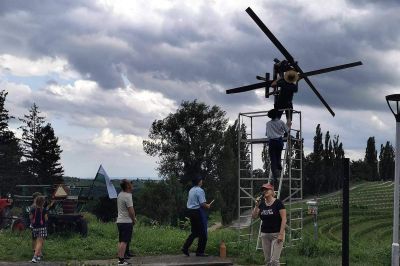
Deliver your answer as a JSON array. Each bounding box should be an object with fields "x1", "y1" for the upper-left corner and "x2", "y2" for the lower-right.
[{"x1": 237, "y1": 109, "x2": 303, "y2": 250}]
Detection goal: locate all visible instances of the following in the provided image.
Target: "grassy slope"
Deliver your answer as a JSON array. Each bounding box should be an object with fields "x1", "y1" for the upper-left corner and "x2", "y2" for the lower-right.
[{"x1": 298, "y1": 181, "x2": 393, "y2": 266}]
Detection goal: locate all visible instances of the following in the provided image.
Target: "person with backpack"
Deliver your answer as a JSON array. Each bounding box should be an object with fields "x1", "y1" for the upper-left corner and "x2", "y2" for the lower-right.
[{"x1": 29, "y1": 196, "x2": 48, "y2": 263}]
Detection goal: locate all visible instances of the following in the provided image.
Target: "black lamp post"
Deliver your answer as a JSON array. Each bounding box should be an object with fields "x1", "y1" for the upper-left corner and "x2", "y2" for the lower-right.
[{"x1": 386, "y1": 94, "x2": 400, "y2": 266}]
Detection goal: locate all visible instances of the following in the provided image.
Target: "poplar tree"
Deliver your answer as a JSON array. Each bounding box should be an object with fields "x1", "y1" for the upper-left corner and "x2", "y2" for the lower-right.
[
  {"x1": 364, "y1": 137, "x2": 378, "y2": 181},
  {"x1": 379, "y1": 141, "x2": 395, "y2": 180}
]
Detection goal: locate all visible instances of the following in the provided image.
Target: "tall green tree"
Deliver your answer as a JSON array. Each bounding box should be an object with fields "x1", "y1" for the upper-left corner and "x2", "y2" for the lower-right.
[
  {"x1": 304, "y1": 124, "x2": 324, "y2": 196},
  {"x1": 0, "y1": 90, "x2": 22, "y2": 194},
  {"x1": 304, "y1": 125, "x2": 345, "y2": 196},
  {"x1": 19, "y1": 103, "x2": 46, "y2": 183},
  {"x1": 364, "y1": 137, "x2": 378, "y2": 181},
  {"x1": 217, "y1": 120, "x2": 239, "y2": 225},
  {"x1": 379, "y1": 141, "x2": 395, "y2": 180},
  {"x1": 143, "y1": 100, "x2": 228, "y2": 199},
  {"x1": 36, "y1": 123, "x2": 64, "y2": 184}
]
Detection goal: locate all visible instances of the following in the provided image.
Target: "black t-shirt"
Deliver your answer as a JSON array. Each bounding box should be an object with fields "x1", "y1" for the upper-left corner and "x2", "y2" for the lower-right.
[
  {"x1": 259, "y1": 199, "x2": 285, "y2": 233},
  {"x1": 275, "y1": 79, "x2": 298, "y2": 109}
]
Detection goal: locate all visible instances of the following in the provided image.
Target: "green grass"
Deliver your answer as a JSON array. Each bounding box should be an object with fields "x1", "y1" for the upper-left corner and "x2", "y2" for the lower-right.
[
  {"x1": 0, "y1": 181, "x2": 394, "y2": 265},
  {"x1": 0, "y1": 218, "x2": 238, "y2": 262}
]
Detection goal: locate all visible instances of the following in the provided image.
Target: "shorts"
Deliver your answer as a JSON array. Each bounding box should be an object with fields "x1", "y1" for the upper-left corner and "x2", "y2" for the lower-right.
[
  {"x1": 117, "y1": 223, "x2": 133, "y2": 243},
  {"x1": 32, "y1": 227, "x2": 48, "y2": 238}
]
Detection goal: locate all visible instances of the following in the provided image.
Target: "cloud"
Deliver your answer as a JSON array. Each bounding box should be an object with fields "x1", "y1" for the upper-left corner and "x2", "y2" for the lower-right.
[
  {"x1": 4, "y1": 78, "x2": 177, "y2": 136},
  {"x1": 92, "y1": 128, "x2": 144, "y2": 155},
  {"x1": 0, "y1": 54, "x2": 79, "y2": 79},
  {"x1": 1, "y1": 0, "x2": 399, "y2": 177}
]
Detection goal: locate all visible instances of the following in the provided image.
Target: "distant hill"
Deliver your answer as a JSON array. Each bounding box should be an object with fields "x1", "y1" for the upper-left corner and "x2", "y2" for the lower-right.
[{"x1": 63, "y1": 176, "x2": 157, "y2": 198}]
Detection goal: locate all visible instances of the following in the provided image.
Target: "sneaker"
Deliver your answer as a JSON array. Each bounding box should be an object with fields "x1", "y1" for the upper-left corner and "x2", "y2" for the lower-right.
[
  {"x1": 118, "y1": 260, "x2": 130, "y2": 265},
  {"x1": 31, "y1": 256, "x2": 38, "y2": 263}
]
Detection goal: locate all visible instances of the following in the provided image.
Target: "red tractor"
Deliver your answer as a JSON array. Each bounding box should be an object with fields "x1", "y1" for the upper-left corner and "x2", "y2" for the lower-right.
[{"x1": 0, "y1": 194, "x2": 25, "y2": 232}]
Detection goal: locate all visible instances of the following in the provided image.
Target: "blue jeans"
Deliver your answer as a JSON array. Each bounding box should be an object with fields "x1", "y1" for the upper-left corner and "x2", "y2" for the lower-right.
[{"x1": 269, "y1": 138, "x2": 284, "y2": 185}]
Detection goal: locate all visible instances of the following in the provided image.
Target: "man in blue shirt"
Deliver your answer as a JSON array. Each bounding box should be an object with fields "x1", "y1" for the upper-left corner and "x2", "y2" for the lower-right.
[{"x1": 182, "y1": 175, "x2": 211, "y2": 257}]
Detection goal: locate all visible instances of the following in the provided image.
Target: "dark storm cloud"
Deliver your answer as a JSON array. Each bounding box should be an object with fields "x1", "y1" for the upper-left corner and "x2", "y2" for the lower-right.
[{"x1": 0, "y1": 0, "x2": 399, "y2": 115}]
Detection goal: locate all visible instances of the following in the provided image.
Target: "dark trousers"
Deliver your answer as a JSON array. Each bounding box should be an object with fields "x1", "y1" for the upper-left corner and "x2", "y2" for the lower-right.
[
  {"x1": 183, "y1": 209, "x2": 207, "y2": 254},
  {"x1": 269, "y1": 138, "x2": 284, "y2": 185},
  {"x1": 275, "y1": 104, "x2": 293, "y2": 122}
]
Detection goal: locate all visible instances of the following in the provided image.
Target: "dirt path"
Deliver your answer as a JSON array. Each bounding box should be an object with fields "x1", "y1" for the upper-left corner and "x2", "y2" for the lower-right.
[
  {"x1": 208, "y1": 222, "x2": 222, "y2": 232},
  {"x1": 0, "y1": 254, "x2": 234, "y2": 266}
]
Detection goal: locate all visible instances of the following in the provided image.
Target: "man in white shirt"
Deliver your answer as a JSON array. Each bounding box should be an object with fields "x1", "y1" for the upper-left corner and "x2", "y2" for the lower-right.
[
  {"x1": 116, "y1": 179, "x2": 136, "y2": 266},
  {"x1": 266, "y1": 109, "x2": 289, "y2": 186}
]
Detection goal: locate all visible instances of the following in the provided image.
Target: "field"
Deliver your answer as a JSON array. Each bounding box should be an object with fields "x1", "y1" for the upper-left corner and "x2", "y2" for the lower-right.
[
  {"x1": 0, "y1": 181, "x2": 394, "y2": 265},
  {"x1": 295, "y1": 181, "x2": 393, "y2": 265}
]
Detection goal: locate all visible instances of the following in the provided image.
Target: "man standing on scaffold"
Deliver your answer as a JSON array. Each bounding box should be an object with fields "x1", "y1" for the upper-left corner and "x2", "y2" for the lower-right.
[{"x1": 271, "y1": 68, "x2": 299, "y2": 127}]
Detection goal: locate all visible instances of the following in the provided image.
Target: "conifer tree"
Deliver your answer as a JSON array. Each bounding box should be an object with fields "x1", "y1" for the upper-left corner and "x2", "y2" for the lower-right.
[
  {"x1": 0, "y1": 90, "x2": 22, "y2": 194},
  {"x1": 36, "y1": 123, "x2": 64, "y2": 184},
  {"x1": 19, "y1": 103, "x2": 45, "y2": 183}
]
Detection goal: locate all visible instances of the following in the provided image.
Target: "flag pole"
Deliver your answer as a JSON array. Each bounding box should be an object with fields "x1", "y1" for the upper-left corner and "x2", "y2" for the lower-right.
[{"x1": 88, "y1": 164, "x2": 102, "y2": 199}]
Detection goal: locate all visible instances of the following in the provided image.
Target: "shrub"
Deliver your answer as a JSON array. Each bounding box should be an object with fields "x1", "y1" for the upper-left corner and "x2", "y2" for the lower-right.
[
  {"x1": 81, "y1": 212, "x2": 97, "y2": 224},
  {"x1": 85, "y1": 197, "x2": 117, "y2": 222},
  {"x1": 297, "y1": 236, "x2": 319, "y2": 257}
]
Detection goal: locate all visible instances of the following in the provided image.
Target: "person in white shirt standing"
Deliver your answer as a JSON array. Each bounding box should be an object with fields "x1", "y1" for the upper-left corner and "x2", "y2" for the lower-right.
[
  {"x1": 266, "y1": 109, "x2": 289, "y2": 186},
  {"x1": 116, "y1": 179, "x2": 136, "y2": 265}
]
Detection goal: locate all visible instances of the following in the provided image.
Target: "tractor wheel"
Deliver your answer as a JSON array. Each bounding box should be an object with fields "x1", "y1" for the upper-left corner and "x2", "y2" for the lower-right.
[
  {"x1": 47, "y1": 221, "x2": 57, "y2": 234},
  {"x1": 77, "y1": 218, "x2": 88, "y2": 237},
  {"x1": 11, "y1": 219, "x2": 25, "y2": 232}
]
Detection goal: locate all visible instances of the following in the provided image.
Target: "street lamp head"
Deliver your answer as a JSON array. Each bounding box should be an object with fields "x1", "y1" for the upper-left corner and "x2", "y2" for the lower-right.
[{"x1": 386, "y1": 94, "x2": 400, "y2": 122}]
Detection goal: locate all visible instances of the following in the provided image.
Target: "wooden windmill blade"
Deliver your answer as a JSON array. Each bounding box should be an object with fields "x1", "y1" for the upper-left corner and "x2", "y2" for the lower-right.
[{"x1": 245, "y1": 7, "x2": 336, "y2": 117}]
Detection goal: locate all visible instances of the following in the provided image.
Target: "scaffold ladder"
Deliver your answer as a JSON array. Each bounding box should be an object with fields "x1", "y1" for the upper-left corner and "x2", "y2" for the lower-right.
[
  {"x1": 235, "y1": 109, "x2": 303, "y2": 251},
  {"x1": 255, "y1": 110, "x2": 303, "y2": 250}
]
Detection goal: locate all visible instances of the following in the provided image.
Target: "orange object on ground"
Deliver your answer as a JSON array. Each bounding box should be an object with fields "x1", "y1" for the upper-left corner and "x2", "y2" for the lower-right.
[{"x1": 219, "y1": 240, "x2": 226, "y2": 258}]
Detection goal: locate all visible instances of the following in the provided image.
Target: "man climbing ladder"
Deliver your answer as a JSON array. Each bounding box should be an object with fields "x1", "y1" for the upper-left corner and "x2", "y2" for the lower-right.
[{"x1": 266, "y1": 108, "x2": 289, "y2": 186}]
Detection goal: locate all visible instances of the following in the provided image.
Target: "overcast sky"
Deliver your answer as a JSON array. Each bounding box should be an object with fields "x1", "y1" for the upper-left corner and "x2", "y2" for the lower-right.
[{"x1": 0, "y1": 0, "x2": 399, "y2": 178}]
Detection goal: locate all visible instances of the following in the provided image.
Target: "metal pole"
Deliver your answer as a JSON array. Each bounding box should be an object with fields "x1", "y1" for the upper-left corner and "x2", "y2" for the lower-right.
[
  {"x1": 342, "y1": 158, "x2": 350, "y2": 266},
  {"x1": 237, "y1": 113, "x2": 242, "y2": 247},
  {"x1": 313, "y1": 213, "x2": 318, "y2": 241},
  {"x1": 392, "y1": 122, "x2": 400, "y2": 266}
]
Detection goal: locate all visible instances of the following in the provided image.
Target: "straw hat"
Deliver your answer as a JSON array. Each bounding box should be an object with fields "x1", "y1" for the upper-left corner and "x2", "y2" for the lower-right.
[{"x1": 284, "y1": 70, "x2": 299, "y2": 84}]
